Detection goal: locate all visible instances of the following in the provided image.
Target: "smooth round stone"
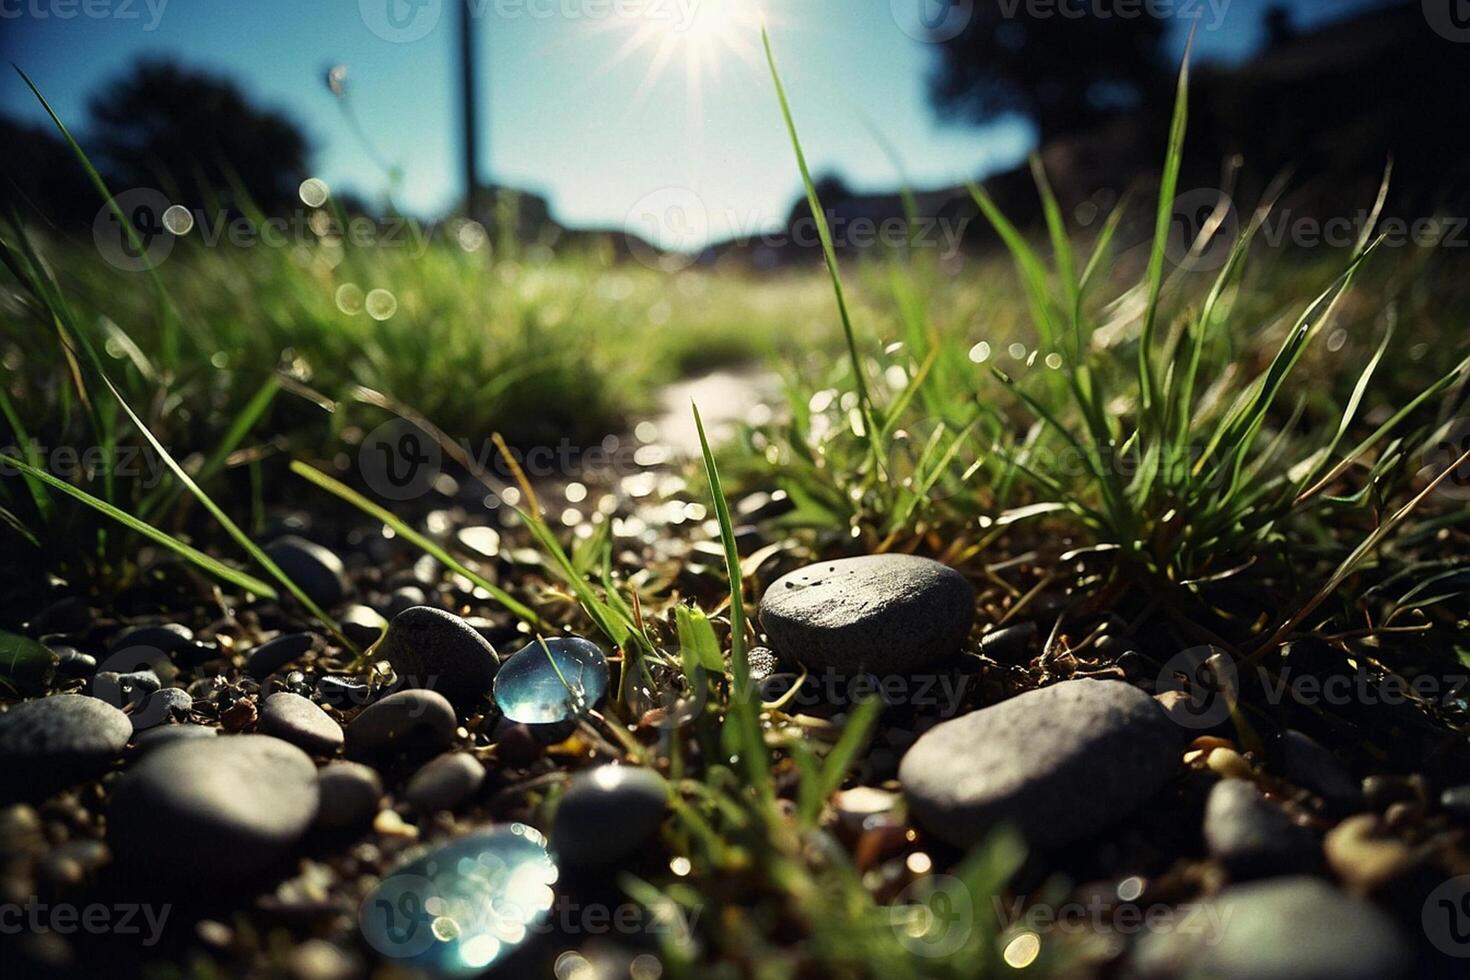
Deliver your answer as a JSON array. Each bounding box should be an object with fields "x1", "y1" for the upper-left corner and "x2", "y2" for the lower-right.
[
  {"x1": 316, "y1": 674, "x2": 372, "y2": 709},
  {"x1": 1131, "y1": 876, "x2": 1409, "y2": 980},
  {"x1": 383, "y1": 586, "x2": 427, "y2": 619},
  {"x1": 405, "y1": 753, "x2": 485, "y2": 812},
  {"x1": 347, "y1": 690, "x2": 457, "y2": 752},
  {"x1": 246, "y1": 632, "x2": 315, "y2": 679},
  {"x1": 131, "y1": 688, "x2": 194, "y2": 732},
  {"x1": 1203, "y1": 779, "x2": 1317, "y2": 878},
  {"x1": 358, "y1": 824, "x2": 555, "y2": 976},
  {"x1": 1441, "y1": 784, "x2": 1470, "y2": 822},
  {"x1": 900, "y1": 679, "x2": 1184, "y2": 849},
  {"x1": 109, "y1": 623, "x2": 193, "y2": 656},
  {"x1": 0, "y1": 695, "x2": 132, "y2": 784},
  {"x1": 51, "y1": 646, "x2": 98, "y2": 677},
  {"x1": 758, "y1": 554, "x2": 974, "y2": 674},
  {"x1": 264, "y1": 535, "x2": 349, "y2": 608},
  {"x1": 551, "y1": 765, "x2": 667, "y2": 867},
  {"x1": 259, "y1": 692, "x2": 344, "y2": 755},
  {"x1": 494, "y1": 637, "x2": 608, "y2": 725},
  {"x1": 378, "y1": 607, "x2": 501, "y2": 713},
  {"x1": 1279, "y1": 729, "x2": 1364, "y2": 813},
  {"x1": 133, "y1": 724, "x2": 217, "y2": 754},
  {"x1": 108, "y1": 734, "x2": 319, "y2": 880},
  {"x1": 315, "y1": 761, "x2": 383, "y2": 831}
]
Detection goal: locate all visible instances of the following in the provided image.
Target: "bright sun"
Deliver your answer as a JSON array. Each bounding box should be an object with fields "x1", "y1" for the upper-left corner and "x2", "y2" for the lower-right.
[{"x1": 593, "y1": 0, "x2": 769, "y2": 120}]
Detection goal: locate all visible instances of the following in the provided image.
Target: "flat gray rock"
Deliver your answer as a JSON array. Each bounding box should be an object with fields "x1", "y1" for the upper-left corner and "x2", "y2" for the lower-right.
[
  {"x1": 108, "y1": 734, "x2": 319, "y2": 880},
  {"x1": 405, "y1": 752, "x2": 485, "y2": 812},
  {"x1": 346, "y1": 689, "x2": 457, "y2": 752},
  {"x1": 900, "y1": 679, "x2": 1184, "y2": 848},
  {"x1": 1203, "y1": 779, "x2": 1318, "y2": 878},
  {"x1": 133, "y1": 724, "x2": 217, "y2": 755},
  {"x1": 552, "y1": 765, "x2": 667, "y2": 866},
  {"x1": 315, "y1": 760, "x2": 383, "y2": 831},
  {"x1": 1130, "y1": 876, "x2": 1409, "y2": 980},
  {"x1": 259, "y1": 692, "x2": 344, "y2": 755},
  {"x1": 758, "y1": 554, "x2": 974, "y2": 674},
  {"x1": 130, "y1": 688, "x2": 194, "y2": 732},
  {"x1": 378, "y1": 606, "x2": 500, "y2": 712},
  {"x1": 0, "y1": 694, "x2": 132, "y2": 784}
]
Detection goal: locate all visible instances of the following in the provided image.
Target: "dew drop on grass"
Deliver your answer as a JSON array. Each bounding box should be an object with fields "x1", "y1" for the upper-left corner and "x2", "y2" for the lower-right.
[
  {"x1": 365, "y1": 288, "x2": 398, "y2": 320},
  {"x1": 162, "y1": 204, "x2": 193, "y2": 235},
  {"x1": 359, "y1": 825, "x2": 556, "y2": 976},
  {"x1": 298, "y1": 177, "x2": 330, "y2": 208},
  {"x1": 968, "y1": 341, "x2": 991, "y2": 363},
  {"x1": 493, "y1": 637, "x2": 609, "y2": 724}
]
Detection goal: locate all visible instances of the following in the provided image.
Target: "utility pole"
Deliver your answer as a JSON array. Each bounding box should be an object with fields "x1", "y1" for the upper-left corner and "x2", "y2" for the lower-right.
[{"x1": 458, "y1": 0, "x2": 482, "y2": 219}]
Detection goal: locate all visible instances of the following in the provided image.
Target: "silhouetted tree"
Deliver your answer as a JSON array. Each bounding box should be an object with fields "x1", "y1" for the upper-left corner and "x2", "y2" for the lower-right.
[
  {"x1": 928, "y1": 4, "x2": 1168, "y2": 143},
  {"x1": 0, "y1": 114, "x2": 102, "y2": 227},
  {"x1": 88, "y1": 61, "x2": 310, "y2": 213}
]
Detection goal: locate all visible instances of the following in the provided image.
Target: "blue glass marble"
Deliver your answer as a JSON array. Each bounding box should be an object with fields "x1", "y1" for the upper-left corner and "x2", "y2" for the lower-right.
[
  {"x1": 492, "y1": 636, "x2": 609, "y2": 724},
  {"x1": 359, "y1": 824, "x2": 558, "y2": 976}
]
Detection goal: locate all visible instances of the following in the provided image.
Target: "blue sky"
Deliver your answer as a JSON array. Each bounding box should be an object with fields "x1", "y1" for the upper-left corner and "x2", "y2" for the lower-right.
[{"x1": 0, "y1": 0, "x2": 1390, "y2": 245}]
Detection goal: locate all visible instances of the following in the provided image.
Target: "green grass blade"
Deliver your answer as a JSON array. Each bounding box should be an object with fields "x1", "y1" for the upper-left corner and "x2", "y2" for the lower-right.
[
  {"x1": 1, "y1": 454, "x2": 277, "y2": 597},
  {"x1": 761, "y1": 25, "x2": 881, "y2": 455}
]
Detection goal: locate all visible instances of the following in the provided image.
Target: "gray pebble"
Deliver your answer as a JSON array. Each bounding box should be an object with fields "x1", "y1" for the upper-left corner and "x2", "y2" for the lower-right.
[
  {"x1": 1280, "y1": 730, "x2": 1364, "y2": 813},
  {"x1": 405, "y1": 753, "x2": 485, "y2": 812},
  {"x1": 551, "y1": 765, "x2": 667, "y2": 866},
  {"x1": 1203, "y1": 779, "x2": 1318, "y2": 878},
  {"x1": 378, "y1": 606, "x2": 500, "y2": 712},
  {"x1": 264, "y1": 535, "x2": 349, "y2": 608},
  {"x1": 245, "y1": 632, "x2": 315, "y2": 679},
  {"x1": 347, "y1": 689, "x2": 457, "y2": 752},
  {"x1": 0, "y1": 695, "x2": 132, "y2": 785},
  {"x1": 900, "y1": 679, "x2": 1184, "y2": 849},
  {"x1": 758, "y1": 554, "x2": 974, "y2": 674},
  {"x1": 259, "y1": 692, "x2": 344, "y2": 755},
  {"x1": 131, "y1": 688, "x2": 194, "y2": 732},
  {"x1": 108, "y1": 735, "x2": 319, "y2": 880},
  {"x1": 315, "y1": 760, "x2": 383, "y2": 831},
  {"x1": 340, "y1": 604, "x2": 388, "y2": 647},
  {"x1": 1130, "y1": 876, "x2": 1408, "y2": 980},
  {"x1": 133, "y1": 724, "x2": 217, "y2": 754}
]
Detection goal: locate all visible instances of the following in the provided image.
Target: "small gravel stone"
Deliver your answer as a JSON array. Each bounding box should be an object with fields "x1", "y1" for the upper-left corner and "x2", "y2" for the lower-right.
[
  {"x1": 108, "y1": 734, "x2": 319, "y2": 880},
  {"x1": 109, "y1": 623, "x2": 193, "y2": 656},
  {"x1": 314, "y1": 760, "x2": 383, "y2": 831},
  {"x1": 552, "y1": 765, "x2": 667, "y2": 866},
  {"x1": 383, "y1": 586, "x2": 427, "y2": 619},
  {"x1": 316, "y1": 674, "x2": 371, "y2": 709},
  {"x1": 50, "y1": 646, "x2": 98, "y2": 677},
  {"x1": 1203, "y1": 779, "x2": 1317, "y2": 878},
  {"x1": 259, "y1": 692, "x2": 344, "y2": 755},
  {"x1": 977, "y1": 622, "x2": 1038, "y2": 665},
  {"x1": 405, "y1": 753, "x2": 485, "y2": 812},
  {"x1": 131, "y1": 688, "x2": 194, "y2": 732},
  {"x1": 263, "y1": 535, "x2": 349, "y2": 608},
  {"x1": 347, "y1": 689, "x2": 457, "y2": 751},
  {"x1": 1130, "y1": 876, "x2": 1408, "y2": 980},
  {"x1": 494, "y1": 722, "x2": 543, "y2": 767},
  {"x1": 246, "y1": 632, "x2": 315, "y2": 679},
  {"x1": 1280, "y1": 730, "x2": 1364, "y2": 813},
  {"x1": 0, "y1": 695, "x2": 132, "y2": 787},
  {"x1": 378, "y1": 606, "x2": 500, "y2": 712},
  {"x1": 900, "y1": 679, "x2": 1184, "y2": 849},
  {"x1": 758, "y1": 554, "x2": 974, "y2": 674}
]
